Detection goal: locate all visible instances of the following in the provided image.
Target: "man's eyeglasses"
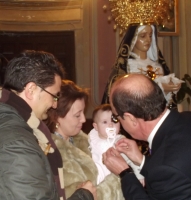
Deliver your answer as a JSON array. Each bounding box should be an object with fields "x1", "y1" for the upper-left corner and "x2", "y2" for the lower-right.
[
  {"x1": 38, "y1": 86, "x2": 60, "y2": 102},
  {"x1": 111, "y1": 113, "x2": 120, "y2": 123}
]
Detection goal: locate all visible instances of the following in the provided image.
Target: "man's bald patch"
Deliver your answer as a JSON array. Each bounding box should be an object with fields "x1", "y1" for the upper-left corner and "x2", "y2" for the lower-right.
[{"x1": 111, "y1": 74, "x2": 154, "y2": 100}]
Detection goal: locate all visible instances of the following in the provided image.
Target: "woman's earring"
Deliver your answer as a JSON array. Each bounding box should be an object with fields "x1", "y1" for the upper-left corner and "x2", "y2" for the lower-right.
[{"x1": 56, "y1": 123, "x2": 59, "y2": 129}]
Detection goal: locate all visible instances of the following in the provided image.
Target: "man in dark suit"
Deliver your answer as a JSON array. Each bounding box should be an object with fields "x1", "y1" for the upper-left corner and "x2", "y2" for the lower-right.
[{"x1": 103, "y1": 74, "x2": 191, "y2": 199}]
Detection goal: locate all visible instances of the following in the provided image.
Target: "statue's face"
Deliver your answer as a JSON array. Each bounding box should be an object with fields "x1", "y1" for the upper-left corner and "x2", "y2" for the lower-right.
[{"x1": 133, "y1": 25, "x2": 153, "y2": 53}]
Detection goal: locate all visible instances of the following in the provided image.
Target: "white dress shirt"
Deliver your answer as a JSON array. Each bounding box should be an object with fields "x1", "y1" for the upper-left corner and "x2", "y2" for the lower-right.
[{"x1": 139, "y1": 109, "x2": 170, "y2": 169}]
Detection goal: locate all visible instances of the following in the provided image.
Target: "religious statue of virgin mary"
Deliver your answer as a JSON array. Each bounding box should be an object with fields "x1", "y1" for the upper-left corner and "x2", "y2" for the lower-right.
[{"x1": 102, "y1": 0, "x2": 183, "y2": 105}]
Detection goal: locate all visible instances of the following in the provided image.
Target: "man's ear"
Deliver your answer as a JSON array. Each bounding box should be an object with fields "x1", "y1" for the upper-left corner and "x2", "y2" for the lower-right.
[
  {"x1": 24, "y1": 82, "x2": 37, "y2": 100},
  {"x1": 93, "y1": 122, "x2": 98, "y2": 131},
  {"x1": 124, "y1": 112, "x2": 137, "y2": 126}
]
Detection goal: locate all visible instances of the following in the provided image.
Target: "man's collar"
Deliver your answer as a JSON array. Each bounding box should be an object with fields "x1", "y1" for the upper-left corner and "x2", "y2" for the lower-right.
[{"x1": 147, "y1": 109, "x2": 170, "y2": 149}]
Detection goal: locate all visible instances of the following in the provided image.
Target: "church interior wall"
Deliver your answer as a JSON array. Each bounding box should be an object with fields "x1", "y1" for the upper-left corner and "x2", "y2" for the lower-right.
[{"x1": 0, "y1": 0, "x2": 191, "y2": 131}]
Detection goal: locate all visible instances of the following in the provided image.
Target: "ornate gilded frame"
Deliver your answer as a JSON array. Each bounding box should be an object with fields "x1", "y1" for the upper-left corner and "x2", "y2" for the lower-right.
[{"x1": 158, "y1": 0, "x2": 179, "y2": 36}]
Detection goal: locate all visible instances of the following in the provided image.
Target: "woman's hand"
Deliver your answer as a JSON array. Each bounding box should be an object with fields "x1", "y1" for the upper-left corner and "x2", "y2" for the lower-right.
[{"x1": 78, "y1": 181, "x2": 97, "y2": 200}]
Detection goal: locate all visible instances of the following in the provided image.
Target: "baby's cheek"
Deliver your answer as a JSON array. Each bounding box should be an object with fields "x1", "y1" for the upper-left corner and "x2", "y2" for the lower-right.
[{"x1": 114, "y1": 123, "x2": 121, "y2": 133}]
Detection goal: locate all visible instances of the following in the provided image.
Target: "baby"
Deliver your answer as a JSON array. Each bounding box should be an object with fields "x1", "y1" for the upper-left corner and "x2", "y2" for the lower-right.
[{"x1": 88, "y1": 104, "x2": 145, "y2": 185}]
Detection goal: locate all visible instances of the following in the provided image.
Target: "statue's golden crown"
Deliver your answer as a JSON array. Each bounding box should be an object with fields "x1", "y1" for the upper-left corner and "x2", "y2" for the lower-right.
[{"x1": 105, "y1": 0, "x2": 171, "y2": 33}]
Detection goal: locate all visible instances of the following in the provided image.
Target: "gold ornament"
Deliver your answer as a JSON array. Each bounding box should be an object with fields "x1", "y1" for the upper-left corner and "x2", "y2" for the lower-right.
[
  {"x1": 138, "y1": 65, "x2": 163, "y2": 80},
  {"x1": 105, "y1": 0, "x2": 172, "y2": 33},
  {"x1": 108, "y1": 16, "x2": 112, "y2": 22},
  {"x1": 55, "y1": 122, "x2": 59, "y2": 129},
  {"x1": 103, "y1": 5, "x2": 107, "y2": 11}
]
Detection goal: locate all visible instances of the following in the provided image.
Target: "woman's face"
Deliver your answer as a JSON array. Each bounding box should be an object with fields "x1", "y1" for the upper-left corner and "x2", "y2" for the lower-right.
[
  {"x1": 57, "y1": 99, "x2": 86, "y2": 139},
  {"x1": 133, "y1": 25, "x2": 153, "y2": 54}
]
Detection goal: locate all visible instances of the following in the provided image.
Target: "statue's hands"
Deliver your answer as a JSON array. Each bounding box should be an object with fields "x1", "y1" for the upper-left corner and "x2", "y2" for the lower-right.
[
  {"x1": 156, "y1": 74, "x2": 184, "y2": 94},
  {"x1": 162, "y1": 82, "x2": 181, "y2": 94}
]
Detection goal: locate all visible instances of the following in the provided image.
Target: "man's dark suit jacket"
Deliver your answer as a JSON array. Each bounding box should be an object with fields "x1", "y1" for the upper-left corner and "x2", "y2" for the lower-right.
[{"x1": 121, "y1": 110, "x2": 191, "y2": 200}]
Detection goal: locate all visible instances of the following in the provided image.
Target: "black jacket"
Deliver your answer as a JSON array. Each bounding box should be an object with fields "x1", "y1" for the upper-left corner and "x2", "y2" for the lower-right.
[
  {"x1": 0, "y1": 89, "x2": 94, "y2": 200},
  {"x1": 121, "y1": 110, "x2": 191, "y2": 200},
  {"x1": 0, "y1": 103, "x2": 59, "y2": 200}
]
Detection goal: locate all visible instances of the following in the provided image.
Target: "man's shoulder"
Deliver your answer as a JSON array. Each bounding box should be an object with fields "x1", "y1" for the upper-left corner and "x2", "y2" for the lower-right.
[
  {"x1": 0, "y1": 125, "x2": 36, "y2": 146},
  {"x1": 0, "y1": 102, "x2": 24, "y2": 124},
  {"x1": 180, "y1": 110, "x2": 191, "y2": 118},
  {"x1": 168, "y1": 109, "x2": 191, "y2": 117},
  {"x1": 166, "y1": 110, "x2": 191, "y2": 129},
  {"x1": 0, "y1": 104, "x2": 36, "y2": 147},
  {"x1": 0, "y1": 102, "x2": 17, "y2": 112}
]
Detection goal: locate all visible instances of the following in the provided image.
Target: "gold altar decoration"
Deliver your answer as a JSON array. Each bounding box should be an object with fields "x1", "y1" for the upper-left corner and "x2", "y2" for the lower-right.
[{"x1": 104, "y1": 0, "x2": 172, "y2": 34}]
